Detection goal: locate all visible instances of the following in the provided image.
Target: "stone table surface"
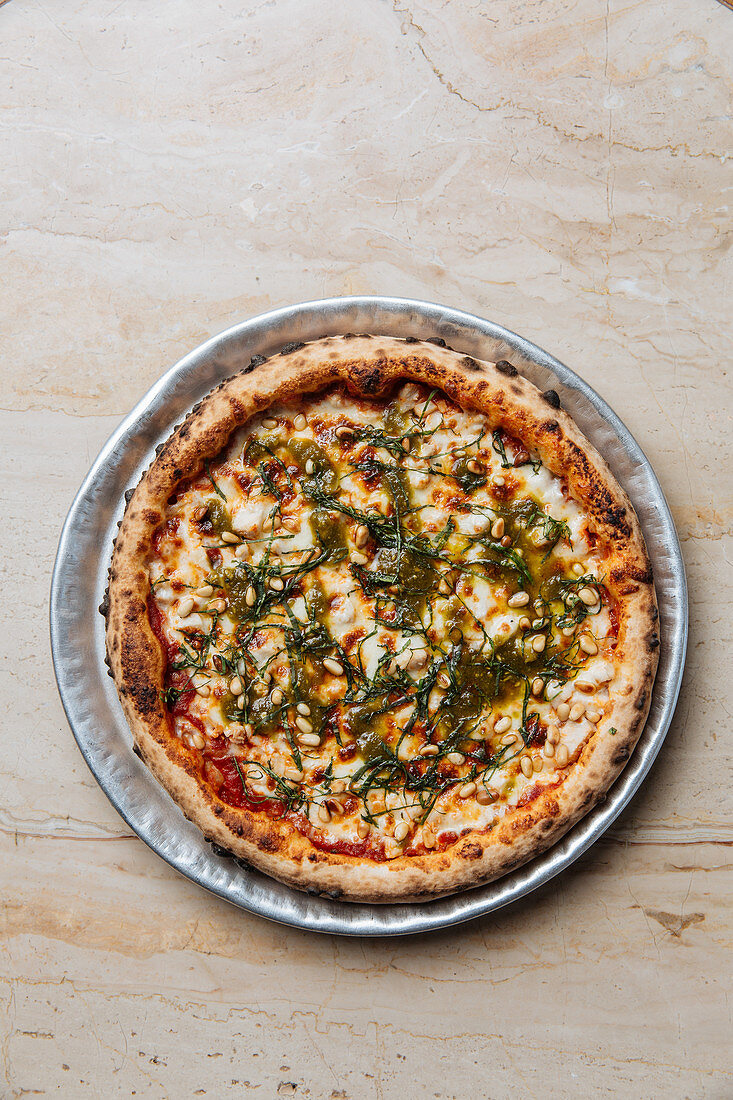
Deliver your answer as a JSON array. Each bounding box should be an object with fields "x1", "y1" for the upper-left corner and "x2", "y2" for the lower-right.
[{"x1": 2, "y1": 1, "x2": 731, "y2": 1097}]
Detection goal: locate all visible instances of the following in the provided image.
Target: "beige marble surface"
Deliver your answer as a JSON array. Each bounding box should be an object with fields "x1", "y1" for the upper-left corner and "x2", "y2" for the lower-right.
[{"x1": 2, "y1": 1, "x2": 732, "y2": 1096}]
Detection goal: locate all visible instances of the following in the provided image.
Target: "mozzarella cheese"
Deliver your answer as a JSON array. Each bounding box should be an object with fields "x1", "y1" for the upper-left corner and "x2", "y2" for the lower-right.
[{"x1": 148, "y1": 383, "x2": 617, "y2": 859}]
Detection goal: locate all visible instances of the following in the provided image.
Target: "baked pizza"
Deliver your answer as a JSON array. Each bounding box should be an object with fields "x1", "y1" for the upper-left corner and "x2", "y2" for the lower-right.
[{"x1": 103, "y1": 334, "x2": 659, "y2": 902}]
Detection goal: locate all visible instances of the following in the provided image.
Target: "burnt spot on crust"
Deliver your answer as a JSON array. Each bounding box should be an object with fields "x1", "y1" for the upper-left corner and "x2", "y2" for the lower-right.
[
  {"x1": 142, "y1": 508, "x2": 161, "y2": 526},
  {"x1": 128, "y1": 678, "x2": 160, "y2": 718},
  {"x1": 356, "y1": 367, "x2": 383, "y2": 395},
  {"x1": 461, "y1": 356, "x2": 481, "y2": 372},
  {"x1": 495, "y1": 360, "x2": 518, "y2": 377},
  {"x1": 542, "y1": 389, "x2": 561, "y2": 409},
  {"x1": 243, "y1": 354, "x2": 266, "y2": 374},
  {"x1": 459, "y1": 841, "x2": 482, "y2": 861},
  {"x1": 98, "y1": 594, "x2": 110, "y2": 618},
  {"x1": 541, "y1": 419, "x2": 560, "y2": 434},
  {"x1": 635, "y1": 691, "x2": 648, "y2": 711},
  {"x1": 566, "y1": 442, "x2": 633, "y2": 537},
  {"x1": 280, "y1": 341, "x2": 305, "y2": 356},
  {"x1": 342, "y1": 332, "x2": 357, "y2": 340},
  {"x1": 124, "y1": 487, "x2": 135, "y2": 504},
  {"x1": 427, "y1": 336, "x2": 447, "y2": 348},
  {"x1": 613, "y1": 747, "x2": 631, "y2": 764},
  {"x1": 403, "y1": 336, "x2": 419, "y2": 344},
  {"x1": 610, "y1": 564, "x2": 654, "y2": 587}
]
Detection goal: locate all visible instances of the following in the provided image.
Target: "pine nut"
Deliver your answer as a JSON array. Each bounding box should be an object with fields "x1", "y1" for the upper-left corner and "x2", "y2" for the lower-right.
[
  {"x1": 401, "y1": 437, "x2": 411, "y2": 453},
  {"x1": 271, "y1": 688, "x2": 285, "y2": 706},
  {"x1": 209, "y1": 598, "x2": 227, "y2": 613},
  {"x1": 196, "y1": 685, "x2": 210, "y2": 697},
  {"x1": 519, "y1": 755, "x2": 532, "y2": 777},
  {"x1": 295, "y1": 716, "x2": 313, "y2": 734},
  {"x1": 547, "y1": 728, "x2": 559, "y2": 745},
  {"x1": 493, "y1": 476, "x2": 505, "y2": 487},
  {"x1": 296, "y1": 702, "x2": 311, "y2": 716},
  {"x1": 355, "y1": 524, "x2": 369, "y2": 547},
  {"x1": 196, "y1": 584, "x2": 214, "y2": 598},
  {"x1": 221, "y1": 531, "x2": 240, "y2": 544},
  {"x1": 422, "y1": 828, "x2": 436, "y2": 849},
  {"x1": 357, "y1": 820, "x2": 370, "y2": 839},
  {"x1": 556, "y1": 702, "x2": 570, "y2": 721},
  {"x1": 532, "y1": 677, "x2": 544, "y2": 696},
  {"x1": 476, "y1": 787, "x2": 497, "y2": 805},
  {"x1": 263, "y1": 417, "x2": 278, "y2": 429},
  {"x1": 178, "y1": 596, "x2": 195, "y2": 618},
  {"x1": 394, "y1": 821, "x2": 410, "y2": 842},
  {"x1": 229, "y1": 677, "x2": 242, "y2": 696},
  {"x1": 467, "y1": 459, "x2": 483, "y2": 474},
  {"x1": 580, "y1": 636, "x2": 598, "y2": 655},
  {"x1": 575, "y1": 677, "x2": 596, "y2": 692},
  {"x1": 236, "y1": 694, "x2": 246, "y2": 709},
  {"x1": 318, "y1": 804, "x2": 331, "y2": 823},
  {"x1": 243, "y1": 723, "x2": 254, "y2": 737},
  {"x1": 323, "y1": 658, "x2": 344, "y2": 676},
  {"x1": 447, "y1": 752, "x2": 465, "y2": 765},
  {"x1": 245, "y1": 586, "x2": 256, "y2": 607},
  {"x1": 531, "y1": 634, "x2": 546, "y2": 653},
  {"x1": 298, "y1": 732, "x2": 321, "y2": 747},
  {"x1": 491, "y1": 518, "x2": 505, "y2": 540},
  {"x1": 294, "y1": 414, "x2": 307, "y2": 429},
  {"x1": 192, "y1": 732, "x2": 205, "y2": 750},
  {"x1": 459, "y1": 782, "x2": 477, "y2": 799},
  {"x1": 570, "y1": 702, "x2": 586, "y2": 721},
  {"x1": 543, "y1": 741, "x2": 555, "y2": 758},
  {"x1": 573, "y1": 563, "x2": 585, "y2": 576},
  {"x1": 507, "y1": 591, "x2": 530, "y2": 608},
  {"x1": 502, "y1": 732, "x2": 519, "y2": 745},
  {"x1": 352, "y1": 552, "x2": 369, "y2": 565},
  {"x1": 494, "y1": 716, "x2": 512, "y2": 734},
  {"x1": 284, "y1": 767, "x2": 303, "y2": 782},
  {"x1": 281, "y1": 515, "x2": 299, "y2": 532},
  {"x1": 305, "y1": 459, "x2": 315, "y2": 475},
  {"x1": 555, "y1": 744, "x2": 569, "y2": 767},
  {"x1": 579, "y1": 586, "x2": 599, "y2": 606},
  {"x1": 269, "y1": 576, "x2": 284, "y2": 591},
  {"x1": 501, "y1": 535, "x2": 512, "y2": 547},
  {"x1": 586, "y1": 706, "x2": 602, "y2": 723},
  {"x1": 335, "y1": 425, "x2": 352, "y2": 440},
  {"x1": 193, "y1": 504, "x2": 208, "y2": 521},
  {"x1": 533, "y1": 756, "x2": 542, "y2": 773},
  {"x1": 419, "y1": 744, "x2": 439, "y2": 756}
]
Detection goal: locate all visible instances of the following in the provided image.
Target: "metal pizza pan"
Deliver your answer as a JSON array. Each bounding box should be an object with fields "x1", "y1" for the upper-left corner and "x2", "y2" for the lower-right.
[{"x1": 50, "y1": 296, "x2": 687, "y2": 936}]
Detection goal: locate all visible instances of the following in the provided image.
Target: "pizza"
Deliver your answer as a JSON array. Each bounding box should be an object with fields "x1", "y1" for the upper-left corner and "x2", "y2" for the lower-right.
[{"x1": 103, "y1": 334, "x2": 659, "y2": 902}]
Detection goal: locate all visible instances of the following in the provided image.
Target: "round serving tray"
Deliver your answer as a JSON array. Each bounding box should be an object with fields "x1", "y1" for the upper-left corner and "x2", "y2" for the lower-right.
[{"x1": 50, "y1": 297, "x2": 687, "y2": 936}]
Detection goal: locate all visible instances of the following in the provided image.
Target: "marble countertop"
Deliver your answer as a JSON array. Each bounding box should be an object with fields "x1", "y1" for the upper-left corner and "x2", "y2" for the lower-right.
[{"x1": 2, "y1": 1, "x2": 731, "y2": 1096}]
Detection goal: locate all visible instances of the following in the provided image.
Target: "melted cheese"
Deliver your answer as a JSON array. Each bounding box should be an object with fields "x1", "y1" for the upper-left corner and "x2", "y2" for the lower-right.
[{"x1": 148, "y1": 383, "x2": 618, "y2": 859}]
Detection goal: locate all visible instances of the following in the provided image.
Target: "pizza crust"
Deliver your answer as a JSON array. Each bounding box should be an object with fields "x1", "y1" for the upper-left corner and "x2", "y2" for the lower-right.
[{"x1": 104, "y1": 335, "x2": 659, "y2": 902}]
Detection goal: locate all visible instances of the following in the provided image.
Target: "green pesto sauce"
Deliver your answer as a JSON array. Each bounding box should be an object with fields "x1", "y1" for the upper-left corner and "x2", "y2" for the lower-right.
[
  {"x1": 210, "y1": 563, "x2": 254, "y2": 621},
  {"x1": 311, "y1": 508, "x2": 346, "y2": 553},
  {"x1": 347, "y1": 701, "x2": 392, "y2": 762},
  {"x1": 382, "y1": 401, "x2": 409, "y2": 436},
  {"x1": 206, "y1": 497, "x2": 233, "y2": 535},
  {"x1": 452, "y1": 456, "x2": 487, "y2": 493}
]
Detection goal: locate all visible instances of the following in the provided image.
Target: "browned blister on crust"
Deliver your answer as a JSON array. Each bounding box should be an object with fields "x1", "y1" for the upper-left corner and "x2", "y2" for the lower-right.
[{"x1": 105, "y1": 335, "x2": 659, "y2": 902}]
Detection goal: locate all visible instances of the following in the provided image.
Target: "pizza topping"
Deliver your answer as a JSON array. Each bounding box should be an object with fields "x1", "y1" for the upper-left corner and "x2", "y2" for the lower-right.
[{"x1": 148, "y1": 383, "x2": 619, "y2": 860}]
